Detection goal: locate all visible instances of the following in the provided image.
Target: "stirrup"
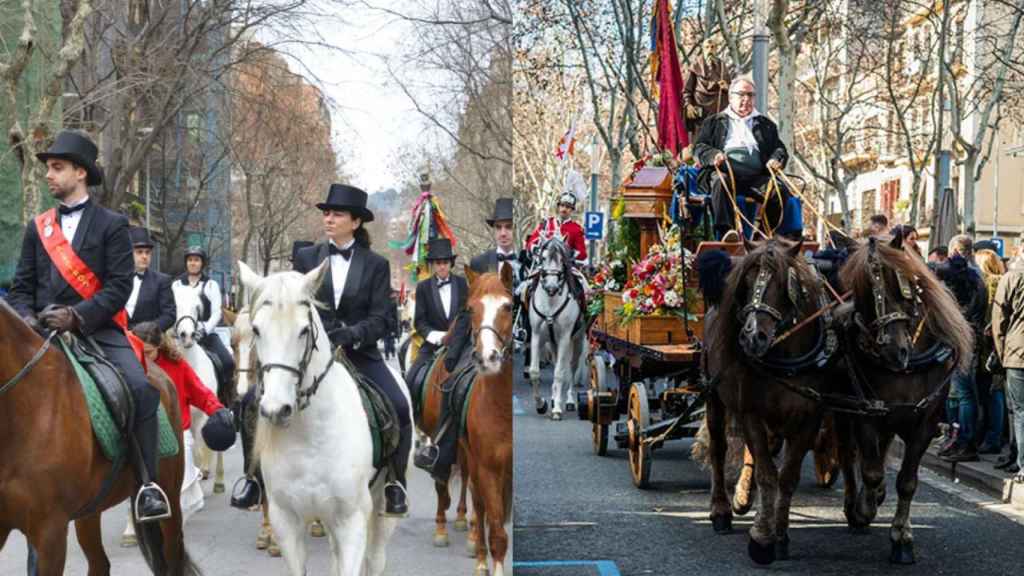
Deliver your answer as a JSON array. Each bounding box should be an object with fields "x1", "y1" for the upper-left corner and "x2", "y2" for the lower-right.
[
  {"x1": 380, "y1": 482, "x2": 409, "y2": 518},
  {"x1": 230, "y1": 476, "x2": 263, "y2": 509},
  {"x1": 413, "y1": 443, "x2": 440, "y2": 472},
  {"x1": 134, "y1": 482, "x2": 172, "y2": 523}
]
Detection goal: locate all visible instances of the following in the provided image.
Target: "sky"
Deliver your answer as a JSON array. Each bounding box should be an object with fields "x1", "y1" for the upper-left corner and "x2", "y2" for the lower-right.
[{"x1": 274, "y1": 2, "x2": 432, "y2": 194}]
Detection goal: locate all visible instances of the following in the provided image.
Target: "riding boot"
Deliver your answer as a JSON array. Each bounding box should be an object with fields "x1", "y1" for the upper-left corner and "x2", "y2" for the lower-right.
[
  {"x1": 232, "y1": 390, "x2": 263, "y2": 509},
  {"x1": 132, "y1": 414, "x2": 172, "y2": 523},
  {"x1": 383, "y1": 423, "x2": 412, "y2": 517}
]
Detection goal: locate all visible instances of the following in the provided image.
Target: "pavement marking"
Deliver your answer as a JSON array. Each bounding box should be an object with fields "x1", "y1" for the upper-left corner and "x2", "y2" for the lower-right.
[{"x1": 513, "y1": 560, "x2": 621, "y2": 576}]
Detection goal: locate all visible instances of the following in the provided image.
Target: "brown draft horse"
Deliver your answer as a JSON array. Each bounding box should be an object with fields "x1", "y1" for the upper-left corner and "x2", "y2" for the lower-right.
[
  {"x1": 0, "y1": 300, "x2": 200, "y2": 575},
  {"x1": 706, "y1": 237, "x2": 845, "y2": 565},
  {"x1": 835, "y1": 234, "x2": 972, "y2": 564}
]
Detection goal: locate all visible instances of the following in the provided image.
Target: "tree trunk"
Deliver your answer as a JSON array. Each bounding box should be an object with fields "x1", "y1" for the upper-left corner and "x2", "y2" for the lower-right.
[{"x1": 962, "y1": 150, "x2": 977, "y2": 237}]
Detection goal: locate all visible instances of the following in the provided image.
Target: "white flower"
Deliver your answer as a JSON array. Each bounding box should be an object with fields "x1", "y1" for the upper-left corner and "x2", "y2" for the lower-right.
[{"x1": 664, "y1": 290, "x2": 680, "y2": 308}]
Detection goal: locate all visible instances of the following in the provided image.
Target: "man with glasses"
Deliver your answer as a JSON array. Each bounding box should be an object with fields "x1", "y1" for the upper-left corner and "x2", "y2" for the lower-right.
[{"x1": 693, "y1": 77, "x2": 792, "y2": 240}]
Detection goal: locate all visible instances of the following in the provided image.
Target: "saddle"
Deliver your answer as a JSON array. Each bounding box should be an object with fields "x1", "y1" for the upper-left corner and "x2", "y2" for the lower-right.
[
  {"x1": 57, "y1": 335, "x2": 178, "y2": 463},
  {"x1": 201, "y1": 340, "x2": 229, "y2": 397},
  {"x1": 332, "y1": 349, "x2": 400, "y2": 471},
  {"x1": 412, "y1": 343, "x2": 477, "y2": 482}
]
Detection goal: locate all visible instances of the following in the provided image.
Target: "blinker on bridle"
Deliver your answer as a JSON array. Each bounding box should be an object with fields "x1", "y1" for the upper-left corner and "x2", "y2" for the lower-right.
[{"x1": 856, "y1": 240, "x2": 921, "y2": 349}]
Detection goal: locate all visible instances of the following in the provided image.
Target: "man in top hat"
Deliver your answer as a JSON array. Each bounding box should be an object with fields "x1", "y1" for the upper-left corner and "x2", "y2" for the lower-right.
[
  {"x1": 293, "y1": 183, "x2": 413, "y2": 516},
  {"x1": 408, "y1": 237, "x2": 469, "y2": 480},
  {"x1": 8, "y1": 130, "x2": 172, "y2": 522},
  {"x1": 126, "y1": 227, "x2": 176, "y2": 332},
  {"x1": 175, "y1": 245, "x2": 235, "y2": 392}
]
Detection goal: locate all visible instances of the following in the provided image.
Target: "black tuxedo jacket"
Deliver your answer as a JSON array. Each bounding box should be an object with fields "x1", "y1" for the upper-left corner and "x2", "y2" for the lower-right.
[
  {"x1": 414, "y1": 274, "x2": 468, "y2": 352},
  {"x1": 293, "y1": 242, "x2": 391, "y2": 361},
  {"x1": 9, "y1": 201, "x2": 133, "y2": 339},
  {"x1": 128, "y1": 269, "x2": 176, "y2": 331}
]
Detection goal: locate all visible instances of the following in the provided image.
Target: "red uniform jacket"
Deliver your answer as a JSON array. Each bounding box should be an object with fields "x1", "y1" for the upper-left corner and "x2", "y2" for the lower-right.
[
  {"x1": 155, "y1": 355, "x2": 223, "y2": 430},
  {"x1": 526, "y1": 217, "x2": 587, "y2": 262}
]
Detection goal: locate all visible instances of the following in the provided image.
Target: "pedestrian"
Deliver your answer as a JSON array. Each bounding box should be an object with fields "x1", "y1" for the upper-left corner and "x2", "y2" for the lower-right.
[
  {"x1": 867, "y1": 214, "x2": 889, "y2": 237},
  {"x1": 993, "y1": 253, "x2": 1024, "y2": 480},
  {"x1": 975, "y1": 249, "x2": 1007, "y2": 455},
  {"x1": 929, "y1": 245, "x2": 948, "y2": 264},
  {"x1": 292, "y1": 183, "x2": 413, "y2": 516},
  {"x1": 125, "y1": 227, "x2": 176, "y2": 331}
]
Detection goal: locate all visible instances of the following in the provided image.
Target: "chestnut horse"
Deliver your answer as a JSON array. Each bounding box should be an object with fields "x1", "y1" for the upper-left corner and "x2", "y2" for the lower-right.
[{"x1": 0, "y1": 300, "x2": 199, "y2": 575}]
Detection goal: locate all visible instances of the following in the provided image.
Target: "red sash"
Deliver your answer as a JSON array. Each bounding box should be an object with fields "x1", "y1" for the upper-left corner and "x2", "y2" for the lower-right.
[{"x1": 34, "y1": 209, "x2": 147, "y2": 370}]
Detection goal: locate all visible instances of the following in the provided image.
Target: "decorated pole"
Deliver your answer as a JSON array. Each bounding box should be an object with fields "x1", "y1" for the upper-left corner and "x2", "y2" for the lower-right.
[{"x1": 388, "y1": 172, "x2": 458, "y2": 283}]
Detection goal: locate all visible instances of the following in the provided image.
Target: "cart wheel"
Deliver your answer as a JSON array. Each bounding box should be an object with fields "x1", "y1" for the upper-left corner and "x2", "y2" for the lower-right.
[
  {"x1": 592, "y1": 422, "x2": 609, "y2": 456},
  {"x1": 590, "y1": 354, "x2": 609, "y2": 455},
  {"x1": 628, "y1": 382, "x2": 652, "y2": 488}
]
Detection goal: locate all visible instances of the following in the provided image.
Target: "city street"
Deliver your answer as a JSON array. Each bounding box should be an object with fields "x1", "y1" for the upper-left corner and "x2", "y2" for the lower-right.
[
  {"x1": 0, "y1": 354, "x2": 476, "y2": 575},
  {"x1": 513, "y1": 354, "x2": 1024, "y2": 576}
]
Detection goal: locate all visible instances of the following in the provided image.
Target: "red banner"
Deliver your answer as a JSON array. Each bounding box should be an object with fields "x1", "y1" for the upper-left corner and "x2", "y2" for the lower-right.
[
  {"x1": 35, "y1": 209, "x2": 146, "y2": 369},
  {"x1": 652, "y1": 0, "x2": 689, "y2": 156}
]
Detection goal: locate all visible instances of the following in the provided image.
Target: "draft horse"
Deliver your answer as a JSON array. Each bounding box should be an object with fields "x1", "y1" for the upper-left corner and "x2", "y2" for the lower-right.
[{"x1": 0, "y1": 300, "x2": 200, "y2": 575}]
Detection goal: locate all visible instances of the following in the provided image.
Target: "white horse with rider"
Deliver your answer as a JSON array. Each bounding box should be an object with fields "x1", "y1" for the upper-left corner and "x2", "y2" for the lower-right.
[
  {"x1": 526, "y1": 231, "x2": 588, "y2": 420},
  {"x1": 239, "y1": 260, "x2": 408, "y2": 575}
]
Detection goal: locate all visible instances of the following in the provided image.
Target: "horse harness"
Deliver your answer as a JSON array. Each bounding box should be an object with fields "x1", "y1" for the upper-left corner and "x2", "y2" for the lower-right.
[
  {"x1": 528, "y1": 237, "x2": 585, "y2": 347},
  {"x1": 255, "y1": 303, "x2": 334, "y2": 412}
]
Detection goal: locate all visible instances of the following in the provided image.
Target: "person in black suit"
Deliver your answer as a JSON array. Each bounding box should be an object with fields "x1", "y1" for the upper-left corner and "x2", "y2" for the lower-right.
[
  {"x1": 292, "y1": 184, "x2": 412, "y2": 516},
  {"x1": 8, "y1": 130, "x2": 171, "y2": 522},
  {"x1": 384, "y1": 289, "x2": 400, "y2": 360},
  {"x1": 125, "y1": 227, "x2": 176, "y2": 331}
]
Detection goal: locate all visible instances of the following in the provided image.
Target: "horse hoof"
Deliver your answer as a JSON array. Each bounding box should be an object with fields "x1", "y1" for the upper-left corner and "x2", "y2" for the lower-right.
[
  {"x1": 213, "y1": 482, "x2": 225, "y2": 494},
  {"x1": 255, "y1": 534, "x2": 270, "y2": 550},
  {"x1": 120, "y1": 533, "x2": 138, "y2": 547},
  {"x1": 474, "y1": 567, "x2": 490, "y2": 576},
  {"x1": 310, "y1": 520, "x2": 326, "y2": 537},
  {"x1": 711, "y1": 514, "x2": 733, "y2": 534},
  {"x1": 552, "y1": 411, "x2": 562, "y2": 421},
  {"x1": 748, "y1": 537, "x2": 776, "y2": 565},
  {"x1": 775, "y1": 535, "x2": 790, "y2": 560},
  {"x1": 433, "y1": 533, "x2": 450, "y2": 547},
  {"x1": 268, "y1": 543, "x2": 282, "y2": 557},
  {"x1": 536, "y1": 399, "x2": 547, "y2": 415},
  {"x1": 454, "y1": 518, "x2": 469, "y2": 532},
  {"x1": 889, "y1": 539, "x2": 916, "y2": 564},
  {"x1": 466, "y1": 539, "x2": 478, "y2": 557}
]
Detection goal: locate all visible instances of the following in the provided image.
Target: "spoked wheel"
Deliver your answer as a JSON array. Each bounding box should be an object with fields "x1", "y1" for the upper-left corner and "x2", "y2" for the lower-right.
[
  {"x1": 590, "y1": 354, "x2": 609, "y2": 456},
  {"x1": 628, "y1": 382, "x2": 652, "y2": 488}
]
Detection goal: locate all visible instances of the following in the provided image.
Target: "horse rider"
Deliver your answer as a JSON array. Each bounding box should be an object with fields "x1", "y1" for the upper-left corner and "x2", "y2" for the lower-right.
[
  {"x1": 125, "y1": 227, "x2": 176, "y2": 332},
  {"x1": 384, "y1": 289, "x2": 400, "y2": 361},
  {"x1": 293, "y1": 183, "x2": 413, "y2": 516},
  {"x1": 693, "y1": 77, "x2": 792, "y2": 241},
  {"x1": 7, "y1": 130, "x2": 171, "y2": 522},
  {"x1": 683, "y1": 37, "x2": 732, "y2": 136},
  {"x1": 175, "y1": 246, "x2": 236, "y2": 390}
]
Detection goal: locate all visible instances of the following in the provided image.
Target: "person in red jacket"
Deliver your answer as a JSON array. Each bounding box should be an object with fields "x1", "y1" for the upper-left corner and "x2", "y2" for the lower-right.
[{"x1": 526, "y1": 192, "x2": 588, "y2": 264}]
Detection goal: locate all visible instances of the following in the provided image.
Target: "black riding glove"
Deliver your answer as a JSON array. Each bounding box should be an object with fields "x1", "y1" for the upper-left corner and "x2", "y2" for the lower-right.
[
  {"x1": 38, "y1": 305, "x2": 80, "y2": 333},
  {"x1": 330, "y1": 326, "x2": 356, "y2": 348}
]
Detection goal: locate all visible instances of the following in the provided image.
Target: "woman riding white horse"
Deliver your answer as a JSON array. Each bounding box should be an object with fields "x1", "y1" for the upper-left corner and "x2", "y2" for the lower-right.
[
  {"x1": 239, "y1": 260, "x2": 406, "y2": 576},
  {"x1": 527, "y1": 233, "x2": 587, "y2": 420}
]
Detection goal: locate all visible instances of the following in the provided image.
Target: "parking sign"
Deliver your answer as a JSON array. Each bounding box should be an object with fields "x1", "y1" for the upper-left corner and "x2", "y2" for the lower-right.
[{"x1": 584, "y1": 211, "x2": 605, "y2": 240}]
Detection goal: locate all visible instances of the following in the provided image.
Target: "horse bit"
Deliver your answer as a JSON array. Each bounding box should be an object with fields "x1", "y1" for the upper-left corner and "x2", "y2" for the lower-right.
[{"x1": 255, "y1": 304, "x2": 333, "y2": 411}]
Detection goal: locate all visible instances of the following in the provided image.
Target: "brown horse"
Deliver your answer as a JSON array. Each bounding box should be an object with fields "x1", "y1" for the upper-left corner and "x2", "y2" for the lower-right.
[
  {"x1": 0, "y1": 300, "x2": 200, "y2": 575},
  {"x1": 706, "y1": 237, "x2": 845, "y2": 564},
  {"x1": 835, "y1": 234, "x2": 972, "y2": 564},
  {"x1": 460, "y1": 265, "x2": 514, "y2": 576}
]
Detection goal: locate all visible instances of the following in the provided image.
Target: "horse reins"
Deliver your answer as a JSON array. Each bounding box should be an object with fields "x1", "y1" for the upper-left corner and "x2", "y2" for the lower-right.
[
  {"x1": 0, "y1": 331, "x2": 57, "y2": 396},
  {"x1": 256, "y1": 305, "x2": 333, "y2": 411}
]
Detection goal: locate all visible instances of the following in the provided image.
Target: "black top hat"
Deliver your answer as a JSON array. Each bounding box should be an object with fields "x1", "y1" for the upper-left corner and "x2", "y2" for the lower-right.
[
  {"x1": 129, "y1": 227, "x2": 155, "y2": 248},
  {"x1": 486, "y1": 198, "x2": 514, "y2": 227},
  {"x1": 36, "y1": 131, "x2": 104, "y2": 186},
  {"x1": 425, "y1": 238, "x2": 457, "y2": 261},
  {"x1": 316, "y1": 184, "x2": 374, "y2": 222},
  {"x1": 291, "y1": 240, "x2": 314, "y2": 262}
]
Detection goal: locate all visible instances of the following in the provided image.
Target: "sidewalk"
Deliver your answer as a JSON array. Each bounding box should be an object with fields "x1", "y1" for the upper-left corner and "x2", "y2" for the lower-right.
[{"x1": 890, "y1": 437, "x2": 1024, "y2": 511}]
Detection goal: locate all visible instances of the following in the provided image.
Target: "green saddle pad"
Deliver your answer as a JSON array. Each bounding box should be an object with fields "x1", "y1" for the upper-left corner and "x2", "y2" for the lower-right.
[
  {"x1": 59, "y1": 339, "x2": 179, "y2": 463},
  {"x1": 357, "y1": 382, "x2": 401, "y2": 470}
]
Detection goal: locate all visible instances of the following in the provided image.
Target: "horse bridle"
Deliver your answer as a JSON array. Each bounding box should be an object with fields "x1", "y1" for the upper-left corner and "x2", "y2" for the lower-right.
[
  {"x1": 739, "y1": 252, "x2": 808, "y2": 335},
  {"x1": 174, "y1": 314, "x2": 200, "y2": 339},
  {"x1": 471, "y1": 294, "x2": 514, "y2": 364},
  {"x1": 538, "y1": 237, "x2": 569, "y2": 297},
  {"x1": 254, "y1": 304, "x2": 333, "y2": 412},
  {"x1": 854, "y1": 241, "x2": 921, "y2": 352}
]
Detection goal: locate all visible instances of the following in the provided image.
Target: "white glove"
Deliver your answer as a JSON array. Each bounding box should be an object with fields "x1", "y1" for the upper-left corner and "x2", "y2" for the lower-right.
[{"x1": 426, "y1": 331, "x2": 446, "y2": 346}]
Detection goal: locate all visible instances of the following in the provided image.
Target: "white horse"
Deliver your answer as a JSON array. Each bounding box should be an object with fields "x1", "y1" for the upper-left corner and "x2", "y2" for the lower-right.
[
  {"x1": 171, "y1": 281, "x2": 225, "y2": 492},
  {"x1": 239, "y1": 260, "x2": 408, "y2": 576},
  {"x1": 528, "y1": 234, "x2": 587, "y2": 420}
]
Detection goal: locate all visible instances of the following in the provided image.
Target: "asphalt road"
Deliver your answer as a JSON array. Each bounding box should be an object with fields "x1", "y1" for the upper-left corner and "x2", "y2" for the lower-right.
[
  {"x1": 513, "y1": 352, "x2": 1024, "y2": 576},
  {"x1": 0, "y1": 354, "x2": 477, "y2": 575}
]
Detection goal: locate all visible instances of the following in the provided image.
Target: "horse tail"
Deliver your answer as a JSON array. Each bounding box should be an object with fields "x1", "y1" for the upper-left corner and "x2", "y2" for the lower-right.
[{"x1": 132, "y1": 514, "x2": 205, "y2": 576}]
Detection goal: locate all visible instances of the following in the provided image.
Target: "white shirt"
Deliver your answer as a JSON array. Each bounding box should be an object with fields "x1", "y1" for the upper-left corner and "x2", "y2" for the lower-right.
[
  {"x1": 723, "y1": 107, "x2": 761, "y2": 154},
  {"x1": 497, "y1": 248, "x2": 517, "y2": 277},
  {"x1": 184, "y1": 276, "x2": 223, "y2": 333},
  {"x1": 330, "y1": 239, "x2": 356, "y2": 308},
  {"x1": 437, "y1": 277, "x2": 452, "y2": 319},
  {"x1": 126, "y1": 273, "x2": 144, "y2": 318},
  {"x1": 58, "y1": 196, "x2": 90, "y2": 243}
]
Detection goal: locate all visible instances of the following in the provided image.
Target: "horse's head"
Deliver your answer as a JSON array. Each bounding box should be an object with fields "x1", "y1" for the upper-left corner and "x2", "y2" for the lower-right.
[
  {"x1": 732, "y1": 237, "x2": 810, "y2": 359},
  {"x1": 538, "y1": 235, "x2": 570, "y2": 296},
  {"x1": 840, "y1": 235, "x2": 923, "y2": 371},
  {"x1": 238, "y1": 260, "x2": 331, "y2": 427},
  {"x1": 464, "y1": 264, "x2": 514, "y2": 375},
  {"x1": 171, "y1": 283, "x2": 204, "y2": 348},
  {"x1": 232, "y1": 308, "x2": 255, "y2": 398}
]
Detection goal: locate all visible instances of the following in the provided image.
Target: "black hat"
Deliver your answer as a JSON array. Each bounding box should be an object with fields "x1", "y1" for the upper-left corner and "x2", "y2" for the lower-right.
[
  {"x1": 36, "y1": 131, "x2": 104, "y2": 186},
  {"x1": 315, "y1": 184, "x2": 374, "y2": 222},
  {"x1": 201, "y1": 408, "x2": 236, "y2": 452},
  {"x1": 486, "y1": 198, "x2": 514, "y2": 227},
  {"x1": 291, "y1": 240, "x2": 314, "y2": 262},
  {"x1": 184, "y1": 246, "x2": 208, "y2": 265},
  {"x1": 425, "y1": 238, "x2": 457, "y2": 261},
  {"x1": 974, "y1": 240, "x2": 998, "y2": 253},
  {"x1": 129, "y1": 227, "x2": 155, "y2": 249}
]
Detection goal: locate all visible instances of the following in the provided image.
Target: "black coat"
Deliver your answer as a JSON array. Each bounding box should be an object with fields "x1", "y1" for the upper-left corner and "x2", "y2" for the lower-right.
[
  {"x1": 414, "y1": 274, "x2": 468, "y2": 353},
  {"x1": 693, "y1": 112, "x2": 788, "y2": 189},
  {"x1": 9, "y1": 201, "x2": 133, "y2": 338},
  {"x1": 293, "y1": 242, "x2": 392, "y2": 361},
  {"x1": 470, "y1": 249, "x2": 522, "y2": 287},
  {"x1": 128, "y1": 269, "x2": 177, "y2": 332}
]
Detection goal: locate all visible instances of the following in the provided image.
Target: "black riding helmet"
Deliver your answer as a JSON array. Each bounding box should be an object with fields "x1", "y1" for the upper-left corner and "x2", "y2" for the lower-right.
[{"x1": 184, "y1": 246, "x2": 208, "y2": 267}]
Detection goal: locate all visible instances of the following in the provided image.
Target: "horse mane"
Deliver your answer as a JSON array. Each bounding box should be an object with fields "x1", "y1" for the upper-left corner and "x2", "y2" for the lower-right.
[
  {"x1": 839, "y1": 238, "x2": 973, "y2": 372},
  {"x1": 709, "y1": 238, "x2": 823, "y2": 370}
]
